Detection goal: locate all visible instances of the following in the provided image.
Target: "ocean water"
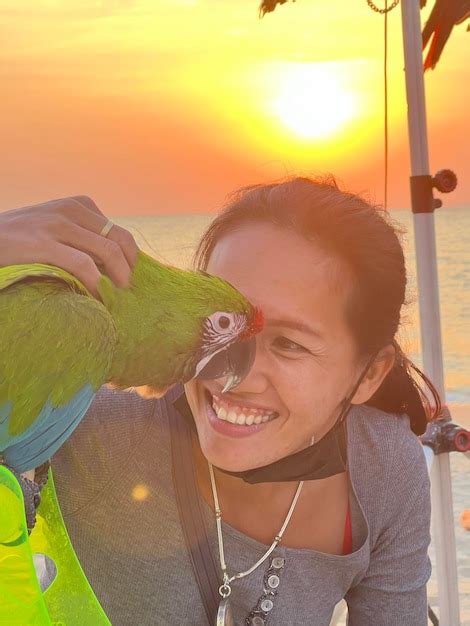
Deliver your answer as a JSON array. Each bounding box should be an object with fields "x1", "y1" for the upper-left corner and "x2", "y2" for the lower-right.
[{"x1": 114, "y1": 208, "x2": 469, "y2": 624}]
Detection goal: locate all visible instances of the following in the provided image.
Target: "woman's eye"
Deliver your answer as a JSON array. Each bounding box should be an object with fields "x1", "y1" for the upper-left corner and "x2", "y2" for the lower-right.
[{"x1": 273, "y1": 337, "x2": 308, "y2": 353}]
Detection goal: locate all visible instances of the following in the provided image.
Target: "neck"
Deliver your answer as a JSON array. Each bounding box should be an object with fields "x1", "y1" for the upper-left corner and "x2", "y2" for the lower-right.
[
  {"x1": 191, "y1": 435, "x2": 299, "y2": 512},
  {"x1": 97, "y1": 252, "x2": 189, "y2": 390},
  {"x1": 191, "y1": 433, "x2": 351, "y2": 554},
  {"x1": 96, "y1": 288, "x2": 146, "y2": 387}
]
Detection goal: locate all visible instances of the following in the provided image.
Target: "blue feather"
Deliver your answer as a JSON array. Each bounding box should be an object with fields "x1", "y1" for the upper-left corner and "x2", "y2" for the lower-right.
[
  {"x1": 0, "y1": 400, "x2": 12, "y2": 426},
  {"x1": 0, "y1": 385, "x2": 95, "y2": 473}
]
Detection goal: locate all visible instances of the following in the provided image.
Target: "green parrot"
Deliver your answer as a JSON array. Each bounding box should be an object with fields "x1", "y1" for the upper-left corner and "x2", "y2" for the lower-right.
[{"x1": 0, "y1": 250, "x2": 263, "y2": 477}]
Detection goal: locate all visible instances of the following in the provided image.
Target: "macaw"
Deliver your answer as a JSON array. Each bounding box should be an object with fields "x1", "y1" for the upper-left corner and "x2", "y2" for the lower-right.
[{"x1": 0, "y1": 250, "x2": 263, "y2": 479}]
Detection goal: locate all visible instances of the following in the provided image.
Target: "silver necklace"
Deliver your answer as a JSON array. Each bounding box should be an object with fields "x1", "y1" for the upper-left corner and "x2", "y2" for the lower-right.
[{"x1": 208, "y1": 463, "x2": 304, "y2": 626}]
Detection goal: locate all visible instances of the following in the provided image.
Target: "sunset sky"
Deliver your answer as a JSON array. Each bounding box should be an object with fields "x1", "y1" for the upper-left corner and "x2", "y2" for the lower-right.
[{"x1": 1, "y1": 0, "x2": 469, "y2": 214}]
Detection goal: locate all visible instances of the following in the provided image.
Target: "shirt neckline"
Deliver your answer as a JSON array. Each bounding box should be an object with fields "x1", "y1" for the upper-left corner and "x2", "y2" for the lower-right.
[{"x1": 171, "y1": 387, "x2": 370, "y2": 563}]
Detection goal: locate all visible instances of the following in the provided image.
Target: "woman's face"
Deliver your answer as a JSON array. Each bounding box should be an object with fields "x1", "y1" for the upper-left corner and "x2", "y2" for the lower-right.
[{"x1": 184, "y1": 221, "x2": 364, "y2": 471}]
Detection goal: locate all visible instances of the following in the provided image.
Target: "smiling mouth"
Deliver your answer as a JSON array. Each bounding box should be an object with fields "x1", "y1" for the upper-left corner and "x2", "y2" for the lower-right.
[{"x1": 205, "y1": 390, "x2": 279, "y2": 426}]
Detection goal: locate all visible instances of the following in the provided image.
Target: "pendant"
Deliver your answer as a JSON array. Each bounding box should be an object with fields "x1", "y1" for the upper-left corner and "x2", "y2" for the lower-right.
[{"x1": 216, "y1": 597, "x2": 235, "y2": 626}]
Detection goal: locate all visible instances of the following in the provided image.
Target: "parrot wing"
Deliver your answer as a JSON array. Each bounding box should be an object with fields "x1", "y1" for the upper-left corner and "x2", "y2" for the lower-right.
[
  {"x1": 0, "y1": 263, "x2": 92, "y2": 296},
  {"x1": 0, "y1": 264, "x2": 116, "y2": 473}
]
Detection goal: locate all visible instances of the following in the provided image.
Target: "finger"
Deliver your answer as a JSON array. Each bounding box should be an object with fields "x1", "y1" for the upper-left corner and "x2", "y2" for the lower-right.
[
  {"x1": 105, "y1": 224, "x2": 139, "y2": 268},
  {"x1": 25, "y1": 242, "x2": 103, "y2": 299},
  {"x1": 69, "y1": 195, "x2": 106, "y2": 217},
  {"x1": 56, "y1": 222, "x2": 133, "y2": 288},
  {"x1": 6, "y1": 196, "x2": 139, "y2": 280},
  {"x1": 60, "y1": 199, "x2": 139, "y2": 268},
  {"x1": 90, "y1": 217, "x2": 139, "y2": 268},
  {"x1": 8, "y1": 196, "x2": 99, "y2": 225},
  {"x1": 46, "y1": 198, "x2": 107, "y2": 231}
]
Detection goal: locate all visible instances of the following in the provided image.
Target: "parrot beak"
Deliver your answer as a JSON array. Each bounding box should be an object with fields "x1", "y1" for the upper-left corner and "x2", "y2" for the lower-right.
[{"x1": 195, "y1": 337, "x2": 256, "y2": 392}]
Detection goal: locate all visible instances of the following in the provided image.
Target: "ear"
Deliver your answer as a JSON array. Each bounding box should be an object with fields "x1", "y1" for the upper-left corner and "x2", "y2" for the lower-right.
[{"x1": 351, "y1": 344, "x2": 396, "y2": 405}]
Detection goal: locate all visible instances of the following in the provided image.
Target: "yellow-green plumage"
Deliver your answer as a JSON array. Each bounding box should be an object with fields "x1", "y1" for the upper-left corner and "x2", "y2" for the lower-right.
[
  {"x1": 0, "y1": 265, "x2": 115, "y2": 436},
  {"x1": 98, "y1": 251, "x2": 253, "y2": 388},
  {"x1": 0, "y1": 251, "x2": 258, "y2": 472}
]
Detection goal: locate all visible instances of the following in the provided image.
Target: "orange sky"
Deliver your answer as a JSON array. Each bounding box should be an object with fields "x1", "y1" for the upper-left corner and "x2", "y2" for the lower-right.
[{"x1": 1, "y1": 0, "x2": 469, "y2": 215}]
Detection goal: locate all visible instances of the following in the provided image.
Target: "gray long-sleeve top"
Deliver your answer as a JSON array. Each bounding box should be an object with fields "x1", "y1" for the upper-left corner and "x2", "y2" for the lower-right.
[{"x1": 52, "y1": 385, "x2": 431, "y2": 625}]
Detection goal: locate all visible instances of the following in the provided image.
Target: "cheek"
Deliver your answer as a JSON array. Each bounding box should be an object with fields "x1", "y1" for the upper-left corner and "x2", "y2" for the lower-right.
[
  {"x1": 183, "y1": 381, "x2": 213, "y2": 442},
  {"x1": 275, "y1": 360, "x2": 348, "y2": 429},
  {"x1": 183, "y1": 381, "x2": 200, "y2": 419},
  {"x1": 275, "y1": 357, "x2": 328, "y2": 399},
  {"x1": 182, "y1": 356, "x2": 356, "y2": 471}
]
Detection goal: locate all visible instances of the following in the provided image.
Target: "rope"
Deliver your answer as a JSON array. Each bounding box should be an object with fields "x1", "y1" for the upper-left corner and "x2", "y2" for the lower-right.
[{"x1": 366, "y1": 0, "x2": 400, "y2": 211}]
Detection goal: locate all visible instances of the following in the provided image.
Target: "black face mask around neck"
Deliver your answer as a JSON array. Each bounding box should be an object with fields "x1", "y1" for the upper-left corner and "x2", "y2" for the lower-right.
[{"x1": 173, "y1": 355, "x2": 375, "y2": 484}]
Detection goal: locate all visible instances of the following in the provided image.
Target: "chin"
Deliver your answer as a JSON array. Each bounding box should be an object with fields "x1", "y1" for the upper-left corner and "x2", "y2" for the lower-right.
[
  {"x1": 202, "y1": 450, "x2": 258, "y2": 473},
  {"x1": 196, "y1": 435, "x2": 271, "y2": 473}
]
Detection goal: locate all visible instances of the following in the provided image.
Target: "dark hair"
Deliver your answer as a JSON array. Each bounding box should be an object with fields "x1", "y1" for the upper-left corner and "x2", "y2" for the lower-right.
[{"x1": 194, "y1": 176, "x2": 440, "y2": 435}]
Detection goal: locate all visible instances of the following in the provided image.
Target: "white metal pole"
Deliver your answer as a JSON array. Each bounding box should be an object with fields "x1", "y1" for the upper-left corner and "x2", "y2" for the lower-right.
[{"x1": 400, "y1": 1, "x2": 460, "y2": 624}]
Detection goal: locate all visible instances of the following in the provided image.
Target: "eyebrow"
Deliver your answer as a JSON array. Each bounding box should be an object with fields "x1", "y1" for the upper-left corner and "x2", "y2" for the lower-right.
[{"x1": 265, "y1": 318, "x2": 325, "y2": 340}]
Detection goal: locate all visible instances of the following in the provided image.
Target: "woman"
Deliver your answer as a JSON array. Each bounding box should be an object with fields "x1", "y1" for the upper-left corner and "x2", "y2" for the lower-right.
[{"x1": 0, "y1": 177, "x2": 435, "y2": 625}]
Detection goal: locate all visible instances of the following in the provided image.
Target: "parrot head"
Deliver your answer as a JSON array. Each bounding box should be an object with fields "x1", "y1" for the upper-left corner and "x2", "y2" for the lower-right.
[
  {"x1": 192, "y1": 304, "x2": 264, "y2": 392},
  {"x1": 100, "y1": 251, "x2": 264, "y2": 396}
]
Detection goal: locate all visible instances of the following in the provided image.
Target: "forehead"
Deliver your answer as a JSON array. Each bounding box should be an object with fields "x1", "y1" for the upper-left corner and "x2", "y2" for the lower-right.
[{"x1": 206, "y1": 222, "x2": 353, "y2": 335}]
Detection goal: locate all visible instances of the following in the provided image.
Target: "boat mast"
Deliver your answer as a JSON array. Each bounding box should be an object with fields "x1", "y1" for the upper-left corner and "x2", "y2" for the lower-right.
[{"x1": 400, "y1": 1, "x2": 460, "y2": 624}]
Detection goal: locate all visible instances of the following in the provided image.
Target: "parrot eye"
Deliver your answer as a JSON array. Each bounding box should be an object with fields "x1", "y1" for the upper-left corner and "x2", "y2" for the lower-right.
[
  {"x1": 219, "y1": 316, "x2": 230, "y2": 329},
  {"x1": 202, "y1": 312, "x2": 249, "y2": 354},
  {"x1": 205, "y1": 312, "x2": 238, "y2": 336},
  {"x1": 211, "y1": 312, "x2": 234, "y2": 333}
]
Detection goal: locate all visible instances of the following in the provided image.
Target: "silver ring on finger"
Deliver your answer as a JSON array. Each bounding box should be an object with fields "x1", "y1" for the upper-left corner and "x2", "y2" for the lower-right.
[{"x1": 99, "y1": 219, "x2": 114, "y2": 238}]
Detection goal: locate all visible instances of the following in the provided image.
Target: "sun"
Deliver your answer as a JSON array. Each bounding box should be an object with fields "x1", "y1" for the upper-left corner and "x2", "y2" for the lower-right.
[{"x1": 272, "y1": 64, "x2": 357, "y2": 140}]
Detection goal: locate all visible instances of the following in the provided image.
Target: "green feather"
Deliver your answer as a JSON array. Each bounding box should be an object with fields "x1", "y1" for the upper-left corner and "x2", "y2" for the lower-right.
[
  {"x1": 98, "y1": 251, "x2": 253, "y2": 391},
  {"x1": 1, "y1": 252, "x2": 255, "y2": 438},
  {"x1": 0, "y1": 264, "x2": 115, "y2": 436},
  {"x1": 0, "y1": 264, "x2": 91, "y2": 296}
]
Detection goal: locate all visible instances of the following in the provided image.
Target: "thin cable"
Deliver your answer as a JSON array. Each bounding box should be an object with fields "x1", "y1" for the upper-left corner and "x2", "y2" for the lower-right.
[{"x1": 367, "y1": 0, "x2": 399, "y2": 212}]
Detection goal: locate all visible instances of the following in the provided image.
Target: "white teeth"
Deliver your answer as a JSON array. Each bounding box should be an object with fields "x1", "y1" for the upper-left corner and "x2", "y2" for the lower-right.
[
  {"x1": 227, "y1": 410, "x2": 238, "y2": 424},
  {"x1": 218, "y1": 407, "x2": 227, "y2": 420},
  {"x1": 211, "y1": 395, "x2": 276, "y2": 426}
]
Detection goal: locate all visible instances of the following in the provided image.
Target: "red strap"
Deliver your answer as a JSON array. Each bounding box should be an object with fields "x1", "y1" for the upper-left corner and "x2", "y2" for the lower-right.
[{"x1": 342, "y1": 502, "x2": 353, "y2": 555}]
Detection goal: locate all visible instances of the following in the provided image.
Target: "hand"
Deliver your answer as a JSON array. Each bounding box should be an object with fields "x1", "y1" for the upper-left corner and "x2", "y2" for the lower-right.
[{"x1": 0, "y1": 196, "x2": 138, "y2": 298}]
